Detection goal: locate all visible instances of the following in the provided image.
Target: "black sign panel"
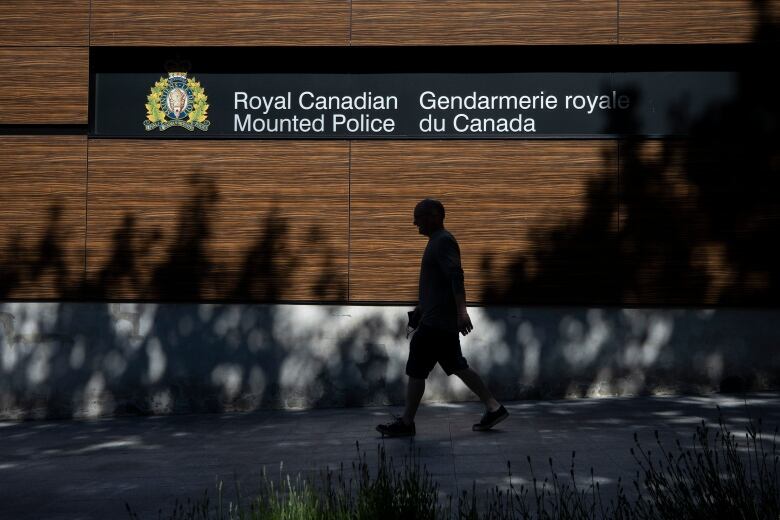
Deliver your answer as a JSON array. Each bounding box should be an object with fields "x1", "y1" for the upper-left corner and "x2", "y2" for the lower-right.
[{"x1": 93, "y1": 72, "x2": 737, "y2": 138}]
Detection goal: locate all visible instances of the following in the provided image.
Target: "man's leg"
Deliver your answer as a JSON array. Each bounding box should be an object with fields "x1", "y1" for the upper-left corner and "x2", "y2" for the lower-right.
[
  {"x1": 455, "y1": 368, "x2": 501, "y2": 412},
  {"x1": 376, "y1": 326, "x2": 431, "y2": 437},
  {"x1": 402, "y1": 377, "x2": 425, "y2": 425},
  {"x1": 376, "y1": 375, "x2": 424, "y2": 437}
]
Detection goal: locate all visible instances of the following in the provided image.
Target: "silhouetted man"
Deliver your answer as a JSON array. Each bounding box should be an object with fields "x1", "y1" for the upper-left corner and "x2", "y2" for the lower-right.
[{"x1": 377, "y1": 199, "x2": 508, "y2": 437}]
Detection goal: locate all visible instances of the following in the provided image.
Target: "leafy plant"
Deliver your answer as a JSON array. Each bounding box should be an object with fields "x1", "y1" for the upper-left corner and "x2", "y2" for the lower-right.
[
  {"x1": 126, "y1": 405, "x2": 779, "y2": 520},
  {"x1": 630, "y1": 405, "x2": 779, "y2": 520}
]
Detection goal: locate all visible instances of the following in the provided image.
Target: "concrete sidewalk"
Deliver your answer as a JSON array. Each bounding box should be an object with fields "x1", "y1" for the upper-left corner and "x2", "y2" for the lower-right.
[{"x1": 1, "y1": 394, "x2": 779, "y2": 519}]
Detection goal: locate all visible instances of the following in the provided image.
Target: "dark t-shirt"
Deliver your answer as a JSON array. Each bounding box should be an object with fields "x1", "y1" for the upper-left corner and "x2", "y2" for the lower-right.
[{"x1": 418, "y1": 228, "x2": 466, "y2": 332}]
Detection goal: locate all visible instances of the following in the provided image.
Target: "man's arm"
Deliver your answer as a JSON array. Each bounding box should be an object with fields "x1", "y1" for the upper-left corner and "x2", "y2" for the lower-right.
[
  {"x1": 454, "y1": 292, "x2": 473, "y2": 335},
  {"x1": 436, "y1": 236, "x2": 473, "y2": 335}
]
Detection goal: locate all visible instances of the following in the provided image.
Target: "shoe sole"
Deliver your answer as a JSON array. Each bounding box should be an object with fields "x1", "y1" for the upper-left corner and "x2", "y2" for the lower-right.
[{"x1": 472, "y1": 412, "x2": 508, "y2": 432}]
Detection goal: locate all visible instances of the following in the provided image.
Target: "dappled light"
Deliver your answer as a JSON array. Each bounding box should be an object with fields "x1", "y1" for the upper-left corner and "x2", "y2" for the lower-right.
[
  {"x1": 561, "y1": 310, "x2": 612, "y2": 369},
  {"x1": 621, "y1": 312, "x2": 672, "y2": 369},
  {"x1": 0, "y1": 4, "x2": 776, "y2": 472},
  {"x1": 9, "y1": 298, "x2": 775, "y2": 419},
  {"x1": 2, "y1": 395, "x2": 774, "y2": 518},
  {"x1": 2, "y1": 87, "x2": 780, "y2": 420}
]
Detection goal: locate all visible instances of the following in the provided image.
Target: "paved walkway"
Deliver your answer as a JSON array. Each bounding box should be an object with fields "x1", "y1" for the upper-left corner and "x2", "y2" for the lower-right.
[{"x1": 1, "y1": 393, "x2": 779, "y2": 519}]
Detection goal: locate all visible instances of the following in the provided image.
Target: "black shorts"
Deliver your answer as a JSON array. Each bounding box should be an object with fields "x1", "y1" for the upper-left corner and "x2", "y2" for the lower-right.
[{"x1": 405, "y1": 323, "x2": 469, "y2": 379}]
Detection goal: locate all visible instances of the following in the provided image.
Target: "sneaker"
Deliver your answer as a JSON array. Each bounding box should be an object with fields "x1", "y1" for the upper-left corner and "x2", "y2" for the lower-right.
[
  {"x1": 473, "y1": 405, "x2": 509, "y2": 431},
  {"x1": 376, "y1": 416, "x2": 416, "y2": 437}
]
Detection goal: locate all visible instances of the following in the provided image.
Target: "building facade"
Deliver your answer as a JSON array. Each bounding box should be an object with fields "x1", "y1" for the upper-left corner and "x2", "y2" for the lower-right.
[{"x1": 1, "y1": 1, "x2": 779, "y2": 419}]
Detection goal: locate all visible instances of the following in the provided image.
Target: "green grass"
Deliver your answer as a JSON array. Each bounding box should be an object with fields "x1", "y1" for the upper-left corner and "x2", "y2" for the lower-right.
[
  {"x1": 629, "y1": 406, "x2": 779, "y2": 520},
  {"x1": 126, "y1": 405, "x2": 779, "y2": 520}
]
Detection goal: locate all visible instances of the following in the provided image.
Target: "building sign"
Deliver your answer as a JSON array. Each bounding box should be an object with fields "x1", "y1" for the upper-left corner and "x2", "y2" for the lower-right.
[{"x1": 93, "y1": 72, "x2": 737, "y2": 138}]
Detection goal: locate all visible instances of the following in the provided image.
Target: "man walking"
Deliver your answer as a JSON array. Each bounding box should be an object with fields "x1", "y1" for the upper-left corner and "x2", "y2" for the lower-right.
[{"x1": 377, "y1": 198, "x2": 508, "y2": 437}]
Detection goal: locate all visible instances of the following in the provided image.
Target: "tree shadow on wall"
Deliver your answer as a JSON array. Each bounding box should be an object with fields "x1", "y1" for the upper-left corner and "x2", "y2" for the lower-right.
[
  {"x1": 2, "y1": 6, "x2": 779, "y2": 420},
  {"x1": 476, "y1": 3, "x2": 780, "y2": 398},
  {"x1": 0, "y1": 168, "x2": 408, "y2": 419},
  {"x1": 0, "y1": 203, "x2": 78, "y2": 299}
]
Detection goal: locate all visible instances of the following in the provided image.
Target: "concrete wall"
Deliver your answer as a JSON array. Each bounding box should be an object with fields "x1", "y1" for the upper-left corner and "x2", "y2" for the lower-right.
[{"x1": 1, "y1": 302, "x2": 779, "y2": 419}]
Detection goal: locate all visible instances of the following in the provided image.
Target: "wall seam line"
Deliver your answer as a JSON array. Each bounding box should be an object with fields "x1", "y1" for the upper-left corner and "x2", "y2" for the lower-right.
[
  {"x1": 616, "y1": 0, "x2": 620, "y2": 44},
  {"x1": 617, "y1": 139, "x2": 621, "y2": 304},
  {"x1": 349, "y1": 0, "x2": 352, "y2": 45},
  {"x1": 0, "y1": 45, "x2": 87, "y2": 48},
  {"x1": 84, "y1": 139, "x2": 90, "y2": 289},
  {"x1": 348, "y1": 140, "x2": 352, "y2": 302},
  {"x1": 84, "y1": 0, "x2": 91, "y2": 288}
]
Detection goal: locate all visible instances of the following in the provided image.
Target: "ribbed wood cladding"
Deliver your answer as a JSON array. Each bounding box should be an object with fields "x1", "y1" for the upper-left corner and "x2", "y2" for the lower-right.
[
  {"x1": 0, "y1": 136, "x2": 87, "y2": 299},
  {"x1": 351, "y1": 0, "x2": 617, "y2": 45},
  {"x1": 619, "y1": 0, "x2": 779, "y2": 44},
  {"x1": 86, "y1": 140, "x2": 348, "y2": 301},
  {"x1": 620, "y1": 139, "x2": 780, "y2": 306},
  {"x1": 0, "y1": 47, "x2": 88, "y2": 124},
  {"x1": 0, "y1": 1, "x2": 89, "y2": 46},
  {"x1": 90, "y1": 0, "x2": 349, "y2": 46},
  {"x1": 350, "y1": 141, "x2": 619, "y2": 305}
]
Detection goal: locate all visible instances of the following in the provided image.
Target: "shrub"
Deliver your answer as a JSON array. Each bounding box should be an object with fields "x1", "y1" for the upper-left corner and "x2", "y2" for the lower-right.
[
  {"x1": 127, "y1": 442, "x2": 447, "y2": 520},
  {"x1": 629, "y1": 405, "x2": 779, "y2": 520},
  {"x1": 126, "y1": 405, "x2": 779, "y2": 520}
]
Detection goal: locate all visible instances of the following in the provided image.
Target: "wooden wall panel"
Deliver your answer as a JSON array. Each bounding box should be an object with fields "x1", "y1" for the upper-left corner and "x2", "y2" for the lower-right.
[
  {"x1": 0, "y1": 48, "x2": 88, "y2": 124},
  {"x1": 619, "y1": 0, "x2": 780, "y2": 44},
  {"x1": 619, "y1": 139, "x2": 780, "y2": 305},
  {"x1": 350, "y1": 141, "x2": 619, "y2": 305},
  {"x1": 0, "y1": 1, "x2": 89, "y2": 46},
  {"x1": 351, "y1": 0, "x2": 617, "y2": 45},
  {"x1": 0, "y1": 136, "x2": 87, "y2": 299},
  {"x1": 90, "y1": 0, "x2": 349, "y2": 46},
  {"x1": 86, "y1": 140, "x2": 348, "y2": 301}
]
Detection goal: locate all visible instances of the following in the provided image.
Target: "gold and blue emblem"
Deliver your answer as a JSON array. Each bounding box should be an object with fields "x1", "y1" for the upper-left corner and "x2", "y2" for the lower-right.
[{"x1": 144, "y1": 72, "x2": 210, "y2": 131}]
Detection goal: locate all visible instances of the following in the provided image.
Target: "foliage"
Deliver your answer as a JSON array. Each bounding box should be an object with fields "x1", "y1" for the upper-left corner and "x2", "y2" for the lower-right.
[
  {"x1": 126, "y1": 406, "x2": 779, "y2": 520},
  {"x1": 187, "y1": 79, "x2": 209, "y2": 124},
  {"x1": 145, "y1": 77, "x2": 168, "y2": 124},
  {"x1": 127, "y1": 442, "x2": 446, "y2": 520},
  {"x1": 629, "y1": 405, "x2": 779, "y2": 520}
]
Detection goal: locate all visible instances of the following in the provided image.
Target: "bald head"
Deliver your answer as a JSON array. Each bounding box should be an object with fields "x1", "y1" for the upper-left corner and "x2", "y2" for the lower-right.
[
  {"x1": 415, "y1": 198, "x2": 445, "y2": 220},
  {"x1": 413, "y1": 198, "x2": 445, "y2": 237}
]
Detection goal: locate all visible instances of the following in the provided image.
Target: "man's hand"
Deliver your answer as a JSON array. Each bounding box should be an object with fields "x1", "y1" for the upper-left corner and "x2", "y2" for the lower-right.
[
  {"x1": 408, "y1": 306, "x2": 421, "y2": 329},
  {"x1": 454, "y1": 294, "x2": 473, "y2": 336},
  {"x1": 406, "y1": 305, "x2": 422, "y2": 338},
  {"x1": 458, "y1": 308, "x2": 473, "y2": 336}
]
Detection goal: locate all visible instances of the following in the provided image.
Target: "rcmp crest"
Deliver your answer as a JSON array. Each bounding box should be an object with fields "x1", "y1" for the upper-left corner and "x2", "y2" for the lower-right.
[{"x1": 144, "y1": 72, "x2": 210, "y2": 131}]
